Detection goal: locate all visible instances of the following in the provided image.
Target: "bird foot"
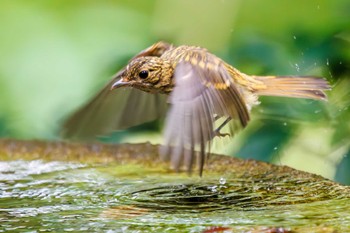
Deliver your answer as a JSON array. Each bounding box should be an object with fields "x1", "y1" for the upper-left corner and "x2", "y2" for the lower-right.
[
  {"x1": 212, "y1": 116, "x2": 232, "y2": 139},
  {"x1": 213, "y1": 130, "x2": 230, "y2": 138}
]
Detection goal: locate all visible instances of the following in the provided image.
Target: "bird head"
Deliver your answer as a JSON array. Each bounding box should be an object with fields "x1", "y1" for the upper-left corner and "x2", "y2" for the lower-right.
[{"x1": 111, "y1": 57, "x2": 174, "y2": 93}]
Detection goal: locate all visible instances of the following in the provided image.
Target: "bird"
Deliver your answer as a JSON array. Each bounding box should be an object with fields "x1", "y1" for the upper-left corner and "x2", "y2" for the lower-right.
[{"x1": 62, "y1": 41, "x2": 330, "y2": 176}]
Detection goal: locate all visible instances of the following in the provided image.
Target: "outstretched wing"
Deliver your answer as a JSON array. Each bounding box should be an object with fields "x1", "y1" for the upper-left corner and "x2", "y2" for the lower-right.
[
  {"x1": 161, "y1": 52, "x2": 250, "y2": 176},
  {"x1": 62, "y1": 41, "x2": 172, "y2": 139}
]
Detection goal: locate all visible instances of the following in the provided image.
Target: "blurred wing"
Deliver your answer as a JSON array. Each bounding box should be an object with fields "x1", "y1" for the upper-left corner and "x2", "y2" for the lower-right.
[
  {"x1": 62, "y1": 77, "x2": 167, "y2": 139},
  {"x1": 162, "y1": 59, "x2": 249, "y2": 175},
  {"x1": 62, "y1": 41, "x2": 172, "y2": 140}
]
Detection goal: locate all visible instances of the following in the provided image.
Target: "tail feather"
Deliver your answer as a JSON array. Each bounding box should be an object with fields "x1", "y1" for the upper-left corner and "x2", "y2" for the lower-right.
[{"x1": 253, "y1": 76, "x2": 331, "y2": 100}]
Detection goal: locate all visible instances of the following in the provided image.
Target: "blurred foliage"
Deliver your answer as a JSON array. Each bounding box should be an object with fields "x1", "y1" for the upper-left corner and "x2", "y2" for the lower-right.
[
  {"x1": 335, "y1": 149, "x2": 350, "y2": 185},
  {"x1": 0, "y1": 0, "x2": 349, "y2": 183}
]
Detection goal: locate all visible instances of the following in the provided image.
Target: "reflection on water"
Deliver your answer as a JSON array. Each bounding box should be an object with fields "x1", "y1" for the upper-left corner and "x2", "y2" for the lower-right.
[{"x1": 1, "y1": 159, "x2": 349, "y2": 232}]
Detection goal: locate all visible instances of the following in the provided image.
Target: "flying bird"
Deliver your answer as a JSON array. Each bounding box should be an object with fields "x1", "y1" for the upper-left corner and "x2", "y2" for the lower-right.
[{"x1": 62, "y1": 41, "x2": 330, "y2": 175}]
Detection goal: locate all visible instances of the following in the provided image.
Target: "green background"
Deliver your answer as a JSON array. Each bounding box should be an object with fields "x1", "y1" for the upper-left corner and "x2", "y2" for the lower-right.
[{"x1": 0, "y1": 0, "x2": 349, "y2": 184}]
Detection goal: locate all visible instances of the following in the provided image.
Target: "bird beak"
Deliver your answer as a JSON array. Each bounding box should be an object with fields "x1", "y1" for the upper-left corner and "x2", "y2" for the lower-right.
[{"x1": 110, "y1": 78, "x2": 130, "y2": 90}]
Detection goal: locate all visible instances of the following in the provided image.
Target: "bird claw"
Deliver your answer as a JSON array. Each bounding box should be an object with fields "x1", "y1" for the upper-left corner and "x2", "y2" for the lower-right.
[{"x1": 213, "y1": 130, "x2": 230, "y2": 138}]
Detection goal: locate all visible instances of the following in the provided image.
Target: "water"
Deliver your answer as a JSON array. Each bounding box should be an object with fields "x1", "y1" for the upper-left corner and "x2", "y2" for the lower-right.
[{"x1": 0, "y1": 142, "x2": 350, "y2": 232}]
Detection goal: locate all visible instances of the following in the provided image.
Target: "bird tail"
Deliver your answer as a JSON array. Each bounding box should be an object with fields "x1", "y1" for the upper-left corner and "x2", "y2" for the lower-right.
[{"x1": 253, "y1": 76, "x2": 331, "y2": 100}]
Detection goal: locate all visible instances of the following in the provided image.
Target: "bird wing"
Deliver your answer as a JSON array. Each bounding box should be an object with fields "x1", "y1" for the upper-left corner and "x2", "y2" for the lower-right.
[
  {"x1": 62, "y1": 42, "x2": 172, "y2": 140},
  {"x1": 62, "y1": 81, "x2": 168, "y2": 140},
  {"x1": 161, "y1": 53, "x2": 250, "y2": 175}
]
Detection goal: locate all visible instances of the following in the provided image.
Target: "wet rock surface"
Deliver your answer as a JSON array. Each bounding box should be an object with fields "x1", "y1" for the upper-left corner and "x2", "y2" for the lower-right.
[{"x1": 0, "y1": 139, "x2": 349, "y2": 232}]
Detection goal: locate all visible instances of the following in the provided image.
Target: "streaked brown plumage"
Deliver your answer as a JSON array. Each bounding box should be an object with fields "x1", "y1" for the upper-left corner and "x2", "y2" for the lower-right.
[{"x1": 62, "y1": 41, "x2": 330, "y2": 176}]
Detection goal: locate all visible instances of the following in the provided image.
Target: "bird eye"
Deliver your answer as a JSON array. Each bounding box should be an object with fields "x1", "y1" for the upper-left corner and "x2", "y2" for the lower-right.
[{"x1": 138, "y1": 70, "x2": 149, "y2": 79}]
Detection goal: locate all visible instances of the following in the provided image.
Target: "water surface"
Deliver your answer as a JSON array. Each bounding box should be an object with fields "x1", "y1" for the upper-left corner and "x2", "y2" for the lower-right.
[{"x1": 0, "y1": 140, "x2": 349, "y2": 232}]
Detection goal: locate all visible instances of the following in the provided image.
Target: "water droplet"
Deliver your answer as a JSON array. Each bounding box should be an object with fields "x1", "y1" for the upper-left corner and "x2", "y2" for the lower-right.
[
  {"x1": 293, "y1": 36, "x2": 296, "y2": 40},
  {"x1": 317, "y1": 5, "x2": 320, "y2": 10},
  {"x1": 295, "y1": 63, "x2": 300, "y2": 72},
  {"x1": 219, "y1": 177, "x2": 226, "y2": 185},
  {"x1": 326, "y1": 58, "x2": 329, "y2": 66},
  {"x1": 210, "y1": 185, "x2": 218, "y2": 192},
  {"x1": 339, "y1": 61, "x2": 342, "y2": 65},
  {"x1": 314, "y1": 109, "x2": 321, "y2": 114},
  {"x1": 283, "y1": 122, "x2": 287, "y2": 126},
  {"x1": 329, "y1": 71, "x2": 333, "y2": 78},
  {"x1": 274, "y1": 147, "x2": 278, "y2": 150}
]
